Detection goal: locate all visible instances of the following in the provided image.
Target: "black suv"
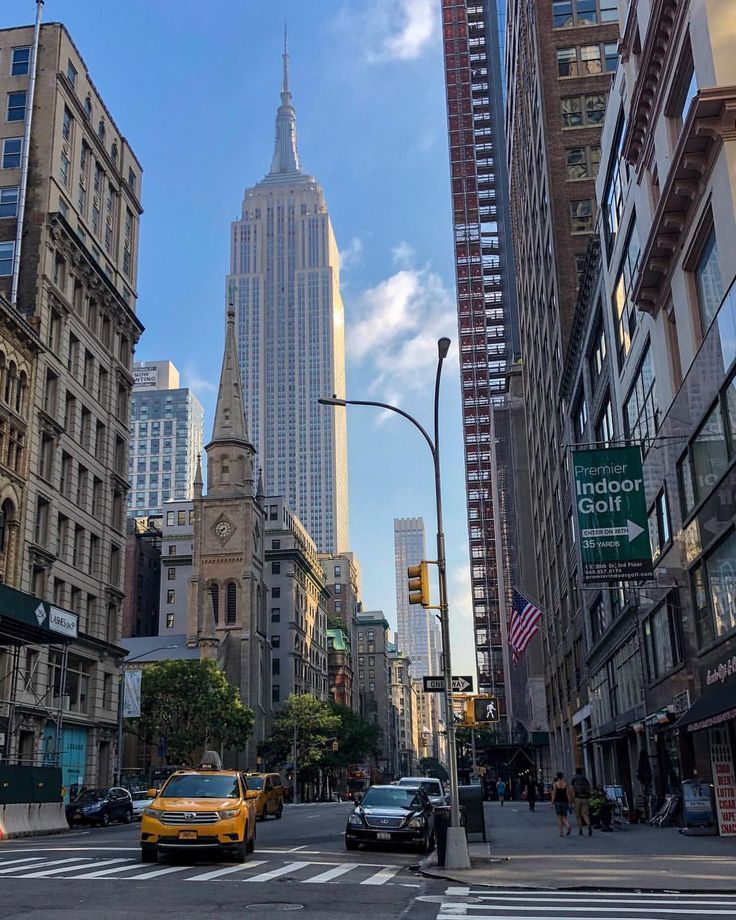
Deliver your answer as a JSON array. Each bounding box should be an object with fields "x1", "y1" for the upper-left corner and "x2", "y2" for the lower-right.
[{"x1": 66, "y1": 787, "x2": 133, "y2": 827}]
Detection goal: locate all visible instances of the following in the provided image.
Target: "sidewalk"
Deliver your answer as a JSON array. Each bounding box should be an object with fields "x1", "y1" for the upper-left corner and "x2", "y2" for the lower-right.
[{"x1": 421, "y1": 800, "x2": 736, "y2": 891}]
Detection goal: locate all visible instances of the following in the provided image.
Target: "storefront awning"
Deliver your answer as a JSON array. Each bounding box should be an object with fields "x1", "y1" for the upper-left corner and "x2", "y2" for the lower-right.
[{"x1": 674, "y1": 680, "x2": 736, "y2": 733}]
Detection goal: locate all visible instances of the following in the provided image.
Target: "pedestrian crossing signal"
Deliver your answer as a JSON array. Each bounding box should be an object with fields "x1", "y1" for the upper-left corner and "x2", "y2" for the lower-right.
[{"x1": 465, "y1": 696, "x2": 500, "y2": 724}]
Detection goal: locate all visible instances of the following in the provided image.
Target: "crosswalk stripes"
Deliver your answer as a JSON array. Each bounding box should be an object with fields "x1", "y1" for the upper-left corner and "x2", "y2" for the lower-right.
[
  {"x1": 436, "y1": 887, "x2": 736, "y2": 920},
  {"x1": 0, "y1": 854, "x2": 409, "y2": 887}
]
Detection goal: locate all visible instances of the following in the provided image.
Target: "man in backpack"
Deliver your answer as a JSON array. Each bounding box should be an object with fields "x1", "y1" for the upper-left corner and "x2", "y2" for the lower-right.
[{"x1": 570, "y1": 767, "x2": 593, "y2": 835}]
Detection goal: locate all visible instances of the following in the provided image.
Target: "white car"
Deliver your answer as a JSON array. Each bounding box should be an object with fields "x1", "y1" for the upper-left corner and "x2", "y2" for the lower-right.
[
  {"x1": 397, "y1": 776, "x2": 449, "y2": 806},
  {"x1": 130, "y1": 790, "x2": 154, "y2": 820}
]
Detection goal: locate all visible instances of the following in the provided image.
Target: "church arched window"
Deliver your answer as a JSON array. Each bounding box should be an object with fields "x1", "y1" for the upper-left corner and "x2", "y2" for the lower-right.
[
  {"x1": 0, "y1": 499, "x2": 11, "y2": 553},
  {"x1": 226, "y1": 582, "x2": 237, "y2": 624},
  {"x1": 209, "y1": 582, "x2": 219, "y2": 625}
]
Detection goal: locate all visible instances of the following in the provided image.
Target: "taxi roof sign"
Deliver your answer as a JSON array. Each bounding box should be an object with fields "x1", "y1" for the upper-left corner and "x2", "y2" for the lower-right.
[{"x1": 198, "y1": 751, "x2": 223, "y2": 770}]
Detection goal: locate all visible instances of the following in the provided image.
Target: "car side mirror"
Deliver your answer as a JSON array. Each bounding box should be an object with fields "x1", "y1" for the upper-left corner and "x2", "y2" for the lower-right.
[
  {"x1": 245, "y1": 789, "x2": 259, "y2": 800},
  {"x1": 147, "y1": 788, "x2": 159, "y2": 798}
]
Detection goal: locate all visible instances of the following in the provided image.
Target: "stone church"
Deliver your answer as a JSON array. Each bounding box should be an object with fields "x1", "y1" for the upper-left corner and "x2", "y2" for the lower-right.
[{"x1": 186, "y1": 307, "x2": 271, "y2": 767}]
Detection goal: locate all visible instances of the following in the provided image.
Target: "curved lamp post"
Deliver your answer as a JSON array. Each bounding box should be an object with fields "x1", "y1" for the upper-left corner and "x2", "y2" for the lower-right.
[{"x1": 319, "y1": 337, "x2": 471, "y2": 869}]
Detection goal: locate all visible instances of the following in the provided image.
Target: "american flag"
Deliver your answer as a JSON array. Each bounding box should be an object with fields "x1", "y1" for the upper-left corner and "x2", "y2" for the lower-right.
[{"x1": 509, "y1": 589, "x2": 543, "y2": 664}]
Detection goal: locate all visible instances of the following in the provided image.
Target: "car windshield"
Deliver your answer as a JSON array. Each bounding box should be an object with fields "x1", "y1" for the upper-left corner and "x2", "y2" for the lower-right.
[
  {"x1": 362, "y1": 787, "x2": 422, "y2": 809},
  {"x1": 73, "y1": 789, "x2": 106, "y2": 803},
  {"x1": 243, "y1": 776, "x2": 264, "y2": 790},
  {"x1": 161, "y1": 774, "x2": 240, "y2": 799}
]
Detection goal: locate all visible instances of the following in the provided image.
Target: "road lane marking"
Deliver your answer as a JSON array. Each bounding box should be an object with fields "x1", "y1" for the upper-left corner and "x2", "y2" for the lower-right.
[
  {"x1": 14, "y1": 858, "x2": 98, "y2": 877},
  {"x1": 69, "y1": 860, "x2": 142, "y2": 879},
  {"x1": 128, "y1": 864, "x2": 194, "y2": 880},
  {"x1": 360, "y1": 866, "x2": 401, "y2": 886},
  {"x1": 243, "y1": 861, "x2": 311, "y2": 882},
  {"x1": 465, "y1": 894, "x2": 736, "y2": 907},
  {"x1": 438, "y1": 908, "x2": 736, "y2": 917},
  {"x1": 0, "y1": 857, "x2": 56, "y2": 872},
  {"x1": 304, "y1": 862, "x2": 360, "y2": 883},
  {"x1": 186, "y1": 861, "x2": 267, "y2": 881}
]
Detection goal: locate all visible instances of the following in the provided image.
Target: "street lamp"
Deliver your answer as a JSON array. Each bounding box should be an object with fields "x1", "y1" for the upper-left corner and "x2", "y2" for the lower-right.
[
  {"x1": 318, "y1": 336, "x2": 471, "y2": 869},
  {"x1": 115, "y1": 646, "x2": 178, "y2": 785}
]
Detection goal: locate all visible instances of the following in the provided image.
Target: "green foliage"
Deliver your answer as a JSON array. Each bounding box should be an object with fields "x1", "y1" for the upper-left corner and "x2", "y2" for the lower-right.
[
  {"x1": 134, "y1": 660, "x2": 253, "y2": 764},
  {"x1": 259, "y1": 695, "x2": 383, "y2": 772},
  {"x1": 418, "y1": 757, "x2": 449, "y2": 783}
]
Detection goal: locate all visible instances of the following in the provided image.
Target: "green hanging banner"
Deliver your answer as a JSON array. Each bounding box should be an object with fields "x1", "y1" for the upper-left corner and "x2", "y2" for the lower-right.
[{"x1": 572, "y1": 446, "x2": 652, "y2": 583}]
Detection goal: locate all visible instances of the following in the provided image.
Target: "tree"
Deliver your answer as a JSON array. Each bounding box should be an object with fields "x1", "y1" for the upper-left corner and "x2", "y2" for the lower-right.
[
  {"x1": 418, "y1": 757, "x2": 449, "y2": 783},
  {"x1": 259, "y1": 694, "x2": 341, "y2": 771},
  {"x1": 134, "y1": 660, "x2": 253, "y2": 764},
  {"x1": 324, "y1": 702, "x2": 382, "y2": 768}
]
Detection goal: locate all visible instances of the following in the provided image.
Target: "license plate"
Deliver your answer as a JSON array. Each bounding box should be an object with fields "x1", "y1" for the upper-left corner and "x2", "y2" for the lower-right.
[
  {"x1": 376, "y1": 832, "x2": 391, "y2": 841},
  {"x1": 178, "y1": 830, "x2": 197, "y2": 840}
]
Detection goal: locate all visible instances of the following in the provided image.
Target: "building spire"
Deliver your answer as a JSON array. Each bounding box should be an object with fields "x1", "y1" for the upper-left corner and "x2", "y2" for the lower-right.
[
  {"x1": 194, "y1": 452, "x2": 203, "y2": 498},
  {"x1": 256, "y1": 466, "x2": 265, "y2": 503},
  {"x1": 209, "y1": 307, "x2": 251, "y2": 447},
  {"x1": 269, "y1": 28, "x2": 301, "y2": 176}
]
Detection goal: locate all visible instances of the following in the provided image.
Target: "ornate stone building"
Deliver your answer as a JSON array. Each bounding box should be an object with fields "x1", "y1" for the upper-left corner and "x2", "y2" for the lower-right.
[{"x1": 186, "y1": 309, "x2": 271, "y2": 766}]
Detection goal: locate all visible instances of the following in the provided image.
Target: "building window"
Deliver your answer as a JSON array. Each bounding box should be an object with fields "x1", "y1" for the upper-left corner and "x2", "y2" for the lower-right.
[
  {"x1": 7, "y1": 91, "x2": 26, "y2": 122},
  {"x1": 566, "y1": 145, "x2": 600, "y2": 180},
  {"x1": 561, "y1": 93, "x2": 606, "y2": 128},
  {"x1": 570, "y1": 199, "x2": 593, "y2": 234},
  {"x1": 66, "y1": 59, "x2": 77, "y2": 88},
  {"x1": 691, "y1": 529, "x2": 736, "y2": 646},
  {"x1": 1, "y1": 137, "x2": 21, "y2": 169},
  {"x1": 166, "y1": 511, "x2": 174, "y2": 526},
  {"x1": 272, "y1": 635, "x2": 280, "y2": 648},
  {"x1": 0, "y1": 186, "x2": 19, "y2": 218},
  {"x1": 588, "y1": 314, "x2": 607, "y2": 381},
  {"x1": 579, "y1": 44, "x2": 602, "y2": 75},
  {"x1": 602, "y1": 111, "x2": 627, "y2": 257},
  {"x1": 595, "y1": 398, "x2": 614, "y2": 446},
  {"x1": 604, "y1": 42, "x2": 618, "y2": 72},
  {"x1": 643, "y1": 592, "x2": 682, "y2": 681},
  {"x1": 177, "y1": 510, "x2": 185, "y2": 526},
  {"x1": 692, "y1": 227, "x2": 724, "y2": 333},
  {"x1": 271, "y1": 539, "x2": 281, "y2": 549},
  {"x1": 590, "y1": 594, "x2": 609, "y2": 642},
  {"x1": 666, "y1": 45, "x2": 697, "y2": 134},
  {"x1": 166, "y1": 613, "x2": 175, "y2": 629},
  {"x1": 623, "y1": 341, "x2": 659, "y2": 445},
  {"x1": 692, "y1": 403, "x2": 729, "y2": 502},
  {"x1": 209, "y1": 583, "x2": 219, "y2": 624},
  {"x1": 272, "y1": 586, "x2": 280, "y2": 599},
  {"x1": 552, "y1": 0, "x2": 617, "y2": 27},
  {"x1": 10, "y1": 47, "x2": 31, "y2": 76},
  {"x1": 573, "y1": 391, "x2": 587, "y2": 441},
  {"x1": 62, "y1": 106, "x2": 73, "y2": 142},
  {"x1": 272, "y1": 561, "x2": 281, "y2": 575},
  {"x1": 557, "y1": 47, "x2": 578, "y2": 77},
  {"x1": 648, "y1": 489, "x2": 671, "y2": 564},
  {"x1": 226, "y1": 582, "x2": 237, "y2": 624},
  {"x1": 271, "y1": 607, "x2": 280, "y2": 623},
  {"x1": 167, "y1": 567, "x2": 176, "y2": 580},
  {"x1": 167, "y1": 589, "x2": 175, "y2": 604},
  {"x1": 612, "y1": 218, "x2": 641, "y2": 366},
  {"x1": 677, "y1": 451, "x2": 696, "y2": 518}
]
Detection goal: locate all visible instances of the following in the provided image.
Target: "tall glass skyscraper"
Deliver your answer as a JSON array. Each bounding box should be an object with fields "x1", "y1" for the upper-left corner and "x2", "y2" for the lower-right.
[
  {"x1": 226, "y1": 40, "x2": 348, "y2": 553},
  {"x1": 128, "y1": 361, "x2": 204, "y2": 518},
  {"x1": 393, "y1": 517, "x2": 440, "y2": 678}
]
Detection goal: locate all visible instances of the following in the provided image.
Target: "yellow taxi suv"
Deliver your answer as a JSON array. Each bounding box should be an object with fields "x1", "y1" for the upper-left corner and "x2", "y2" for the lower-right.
[
  {"x1": 243, "y1": 772, "x2": 285, "y2": 821},
  {"x1": 140, "y1": 756, "x2": 256, "y2": 864}
]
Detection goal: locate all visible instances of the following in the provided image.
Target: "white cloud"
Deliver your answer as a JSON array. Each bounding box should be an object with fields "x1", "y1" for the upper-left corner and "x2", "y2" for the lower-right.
[
  {"x1": 346, "y1": 259, "x2": 457, "y2": 402},
  {"x1": 182, "y1": 363, "x2": 217, "y2": 395},
  {"x1": 391, "y1": 241, "x2": 416, "y2": 268},
  {"x1": 340, "y1": 235, "x2": 364, "y2": 269},
  {"x1": 334, "y1": 0, "x2": 438, "y2": 64}
]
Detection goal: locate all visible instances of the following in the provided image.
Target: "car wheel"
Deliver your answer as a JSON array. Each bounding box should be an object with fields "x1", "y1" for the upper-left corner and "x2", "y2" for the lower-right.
[
  {"x1": 345, "y1": 836, "x2": 359, "y2": 851},
  {"x1": 123, "y1": 809, "x2": 133, "y2": 824},
  {"x1": 246, "y1": 821, "x2": 256, "y2": 854},
  {"x1": 140, "y1": 844, "x2": 157, "y2": 863},
  {"x1": 275, "y1": 802, "x2": 283, "y2": 820},
  {"x1": 100, "y1": 813, "x2": 110, "y2": 827},
  {"x1": 232, "y1": 837, "x2": 247, "y2": 863},
  {"x1": 418, "y1": 831, "x2": 431, "y2": 855}
]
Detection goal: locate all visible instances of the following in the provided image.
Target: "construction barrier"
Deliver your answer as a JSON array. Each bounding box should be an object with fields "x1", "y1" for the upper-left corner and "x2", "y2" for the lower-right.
[{"x1": 0, "y1": 802, "x2": 68, "y2": 838}]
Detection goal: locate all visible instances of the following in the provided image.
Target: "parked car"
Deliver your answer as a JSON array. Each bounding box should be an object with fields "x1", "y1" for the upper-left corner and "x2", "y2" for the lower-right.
[
  {"x1": 242, "y1": 772, "x2": 284, "y2": 820},
  {"x1": 130, "y1": 790, "x2": 154, "y2": 820},
  {"x1": 345, "y1": 784, "x2": 435, "y2": 853},
  {"x1": 397, "y1": 776, "x2": 449, "y2": 806},
  {"x1": 66, "y1": 787, "x2": 133, "y2": 827}
]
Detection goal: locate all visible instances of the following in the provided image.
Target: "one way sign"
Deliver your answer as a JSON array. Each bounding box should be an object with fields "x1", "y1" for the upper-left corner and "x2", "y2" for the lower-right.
[{"x1": 423, "y1": 675, "x2": 474, "y2": 693}]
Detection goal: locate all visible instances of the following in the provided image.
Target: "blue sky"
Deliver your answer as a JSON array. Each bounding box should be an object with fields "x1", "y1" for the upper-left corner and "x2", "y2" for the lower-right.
[{"x1": 6, "y1": 0, "x2": 477, "y2": 676}]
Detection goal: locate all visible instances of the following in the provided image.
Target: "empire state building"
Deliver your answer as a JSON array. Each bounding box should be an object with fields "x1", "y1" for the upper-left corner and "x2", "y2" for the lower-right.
[{"x1": 227, "y1": 39, "x2": 349, "y2": 554}]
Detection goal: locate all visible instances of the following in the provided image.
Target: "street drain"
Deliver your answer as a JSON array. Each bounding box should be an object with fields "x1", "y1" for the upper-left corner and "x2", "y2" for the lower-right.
[{"x1": 245, "y1": 904, "x2": 304, "y2": 913}]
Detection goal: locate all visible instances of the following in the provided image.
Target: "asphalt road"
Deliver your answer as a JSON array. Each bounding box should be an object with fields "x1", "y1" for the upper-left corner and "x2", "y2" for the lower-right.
[{"x1": 0, "y1": 801, "x2": 451, "y2": 920}]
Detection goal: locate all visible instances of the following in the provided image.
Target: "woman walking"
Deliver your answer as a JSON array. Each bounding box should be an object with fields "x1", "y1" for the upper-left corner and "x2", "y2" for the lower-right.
[
  {"x1": 525, "y1": 778, "x2": 538, "y2": 811},
  {"x1": 552, "y1": 772, "x2": 572, "y2": 836}
]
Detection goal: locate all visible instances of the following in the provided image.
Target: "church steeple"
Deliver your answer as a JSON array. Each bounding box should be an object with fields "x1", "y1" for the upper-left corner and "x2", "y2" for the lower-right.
[
  {"x1": 206, "y1": 307, "x2": 255, "y2": 495},
  {"x1": 268, "y1": 27, "x2": 301, "y2": 177}
]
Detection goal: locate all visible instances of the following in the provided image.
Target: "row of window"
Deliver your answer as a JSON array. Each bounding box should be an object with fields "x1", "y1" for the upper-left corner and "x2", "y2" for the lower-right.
[
  {"x1": 552, "y1": 0, "x2": 618, "y2": 28},
  {"x1": 556, "y1": 43, "x2": 617, "y2": 78}
]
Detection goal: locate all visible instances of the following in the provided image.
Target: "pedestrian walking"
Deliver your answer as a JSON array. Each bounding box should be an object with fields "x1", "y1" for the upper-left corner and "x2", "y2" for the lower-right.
[
  {"x1": 552, "y1": 772, "x2": 571, "y2": 836},
  {"x1": 496, "y1": 778, "x2": 507, "y2": 806},
  {"x1": 525, "y1": 778, "x2": 537, "y2": 812},
  {"x1": 570, "y1": 766, "x2": 593, "y2": 836}
]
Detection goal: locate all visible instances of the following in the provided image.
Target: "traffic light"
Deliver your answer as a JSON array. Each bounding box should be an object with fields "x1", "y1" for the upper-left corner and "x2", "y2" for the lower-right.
[{"x1": 407, "y1": 562, "x2": 430, "y2": 607}]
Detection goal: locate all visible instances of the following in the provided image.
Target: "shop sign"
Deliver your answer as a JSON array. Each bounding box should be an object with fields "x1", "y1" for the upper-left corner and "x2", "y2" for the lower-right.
[
  {"x1": 706, "y1": 655, "x2": 736, "y2": 686},
  {"x1": 572, "y1": 447, "x2": 652, "y2": 582},
  {"x1": 682, "y1": 779, "x2": 715, "y2": 829},
  {"x1": 709, "y1": 727, "x2": 736, "y2": 836}
]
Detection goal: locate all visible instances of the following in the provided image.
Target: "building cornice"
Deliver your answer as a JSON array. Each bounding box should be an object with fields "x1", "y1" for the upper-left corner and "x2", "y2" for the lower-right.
[
  {"x1": 622, "y1": 0, "x2": 685, "y2": 167},
  {"x1": 633, "y1": 87, "x2": 736, "y2": 316}
]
